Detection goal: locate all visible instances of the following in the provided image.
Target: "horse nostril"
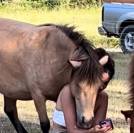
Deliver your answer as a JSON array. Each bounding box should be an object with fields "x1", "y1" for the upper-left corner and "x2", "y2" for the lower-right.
[
  {"x1": 79, "y1": 116, "x2": 94, "y2": 129},
  {"x1": 81, "y1": 116, "x2": 85, "y2": 124},
  {"x1": 81, "y1": 116, "x2": 94, "y2": 124}
]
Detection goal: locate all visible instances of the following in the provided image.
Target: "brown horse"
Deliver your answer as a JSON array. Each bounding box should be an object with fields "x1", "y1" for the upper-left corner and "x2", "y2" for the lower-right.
[
  {"x1": 0, "y1": 18, "x2": 104, "y2": 133},
  {"x1": 121, "y1": 55, "x2": 134, "y2": 133}
]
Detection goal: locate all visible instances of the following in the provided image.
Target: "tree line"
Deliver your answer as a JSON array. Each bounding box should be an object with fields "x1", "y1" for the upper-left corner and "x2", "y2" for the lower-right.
[{"x1": 0, "y1": 0, "x2": 102, "y2": 8}]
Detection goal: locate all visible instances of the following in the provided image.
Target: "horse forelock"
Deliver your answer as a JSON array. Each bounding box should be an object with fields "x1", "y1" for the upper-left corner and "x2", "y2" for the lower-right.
[
  {"x1": 129, "y1": 56, "x2": 134, "y2": 109},
  {"x1": 72, "y1": 57, "x2": 103, "y2": 86}
]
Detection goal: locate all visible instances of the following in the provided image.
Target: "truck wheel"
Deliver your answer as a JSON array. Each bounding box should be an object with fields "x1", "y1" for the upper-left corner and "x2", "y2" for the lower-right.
[{"x1": 120, "y1": 25, "x2": 134, "y2": 53}]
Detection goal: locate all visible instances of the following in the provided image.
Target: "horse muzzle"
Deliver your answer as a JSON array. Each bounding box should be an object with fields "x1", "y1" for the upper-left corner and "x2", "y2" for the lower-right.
[{"x1": 77, "y1": 116, "x2": 94, "y2": 129}]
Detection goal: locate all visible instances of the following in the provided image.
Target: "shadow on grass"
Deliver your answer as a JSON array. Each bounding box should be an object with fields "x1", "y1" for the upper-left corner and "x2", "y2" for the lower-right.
[{"x1": 0, "y1": 116, "x2": 40, "y2": 133}]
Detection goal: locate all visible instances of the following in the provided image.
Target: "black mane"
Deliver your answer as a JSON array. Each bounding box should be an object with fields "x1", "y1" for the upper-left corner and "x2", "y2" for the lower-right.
[{"x1": 39, "y1": 24, "x2": 102, "y2": 85}]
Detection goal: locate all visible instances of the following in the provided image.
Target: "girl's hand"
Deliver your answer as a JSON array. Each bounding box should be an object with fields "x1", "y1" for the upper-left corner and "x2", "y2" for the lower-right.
[{"x1": 89, "y1": 125, "x2": 112, "y2": 133}]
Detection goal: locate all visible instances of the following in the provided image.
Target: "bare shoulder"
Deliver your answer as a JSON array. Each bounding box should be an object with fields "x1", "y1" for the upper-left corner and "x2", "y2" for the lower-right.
[
  {"x1": 61, "y1": 84, "x2": 71, "y2": 96},
  {"x1": 58, "y1": 84, "x2": 71, "y2": 101},
  {"x1": 56, "y1": 84, "x2": 72, "y2": 110}
]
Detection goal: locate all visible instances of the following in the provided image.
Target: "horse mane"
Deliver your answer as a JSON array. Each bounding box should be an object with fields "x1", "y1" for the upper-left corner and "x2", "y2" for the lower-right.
[
  {"x1": 39, "y1": 23, "x2": 102, "y2": 85},
  {"x1": 129, "y1": 55, "x2": 134, "y2": 109}
]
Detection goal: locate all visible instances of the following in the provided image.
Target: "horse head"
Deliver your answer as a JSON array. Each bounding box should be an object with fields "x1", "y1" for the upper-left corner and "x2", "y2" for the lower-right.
[{"x1": 70, "y1": 54, "x2": 112, "y2": 129}]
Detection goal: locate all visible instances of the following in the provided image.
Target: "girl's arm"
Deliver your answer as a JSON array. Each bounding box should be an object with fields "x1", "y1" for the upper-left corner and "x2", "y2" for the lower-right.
[{"x1": 60, "y1": 85, "x2": 109, "y2": 133}]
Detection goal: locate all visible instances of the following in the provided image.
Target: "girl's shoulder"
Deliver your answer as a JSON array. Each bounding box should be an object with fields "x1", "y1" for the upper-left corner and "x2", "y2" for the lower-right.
[
  {"x1": 61, "y1": 84, "x2": 71, "y2": 95},
  {"x1": 57, "y1": 84, "x2": 70, "y2": 97},
  {"x1": 56, "y1": 84, "x2": 72, "y2": 110}
]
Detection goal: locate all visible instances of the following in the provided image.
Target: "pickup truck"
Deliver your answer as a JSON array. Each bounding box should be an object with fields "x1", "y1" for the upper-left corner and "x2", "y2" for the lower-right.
[{"x1": 98, "y1": 2, "x2": 134, "y2": 53}]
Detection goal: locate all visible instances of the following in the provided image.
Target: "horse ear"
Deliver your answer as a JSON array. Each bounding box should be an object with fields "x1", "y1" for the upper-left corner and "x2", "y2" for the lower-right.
[
  {"x1": 69, "y1": 47, "x2": 88, "y2": 68},
  {"x1": 99, "y1": 55, "x2": 109, "y2": 65},
  {"x1": 69, "y1": 60, "x2": 82, "y2": 68}
]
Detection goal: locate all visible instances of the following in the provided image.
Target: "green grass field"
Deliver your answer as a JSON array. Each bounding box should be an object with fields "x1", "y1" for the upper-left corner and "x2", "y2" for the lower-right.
[{"x1": 0, "y1": 5, "x2": 131, "y2": 133}]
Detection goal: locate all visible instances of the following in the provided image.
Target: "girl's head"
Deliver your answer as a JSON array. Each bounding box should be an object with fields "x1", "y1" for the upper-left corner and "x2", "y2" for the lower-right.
[
  {"x1": 95, "y1": 48, "x2": 115, "y2": 80},
  {"x1": 95, "y1": 48, "x2": 115, "y2": 89}
]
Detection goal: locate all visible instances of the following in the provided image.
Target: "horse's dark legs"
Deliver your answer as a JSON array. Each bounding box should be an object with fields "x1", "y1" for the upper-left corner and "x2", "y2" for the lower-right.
[
  {"x1": 4, "y1": 96, "x2": 28, "y2": 133},
  {"x1": 121, "y1": 110, "x2": 134, "y2": 133},
  {"x1": 130, "y1": 113, "x2": 134, "y2": 133},
  {"x1": 32, "y1": 93, "x2": 50, "y2": 133},
  {"x1": 40, "y1": 121, "x2": 50, "y2": 133}
]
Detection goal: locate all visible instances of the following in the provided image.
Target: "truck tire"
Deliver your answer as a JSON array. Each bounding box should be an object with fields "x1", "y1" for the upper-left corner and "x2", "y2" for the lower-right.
[{"x1": 120, "y1": 25, "x2": 134, "y2": 54}]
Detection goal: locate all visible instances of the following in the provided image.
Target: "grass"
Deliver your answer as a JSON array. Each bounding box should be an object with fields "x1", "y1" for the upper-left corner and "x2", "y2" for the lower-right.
[{"x1": 0, "y1": 5, "x2": 130, "y2": 133}]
